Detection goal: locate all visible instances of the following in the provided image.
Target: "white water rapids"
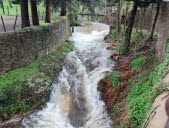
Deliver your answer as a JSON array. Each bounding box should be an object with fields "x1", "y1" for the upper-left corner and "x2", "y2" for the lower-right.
[{"x1": 22, "y1": 23, "x2": 114, "y2": 128}]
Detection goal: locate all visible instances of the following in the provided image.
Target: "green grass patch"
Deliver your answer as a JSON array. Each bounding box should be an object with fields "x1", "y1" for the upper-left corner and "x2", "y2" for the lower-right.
[
  {"x1": 0, "y1": 62, "x2": 38, "y2": 89},
  {"x1": 131, "y1": 55, "x2": 147, "y2": 69},
  {"x1": 0, "y1": 0, "x2": 60, "y2": 16},
  {"x1": 109, "y1": 28, "x2": 149, "y2": 54},
  {"x1": 0, "y1": 41, "x2": 73, "y2": 121},
  {"x1": 128, "y1": 72, "x2": 152, "y2": 127},
  {"x1": 105, "y1": 71, "x2": 121, "y2": 86},
  {"x1": 127, "y1": 38, "x2": 169, "y2": 128},
  {"x1": 0, "y1": 41, "x2": 73, "y2": 88}
]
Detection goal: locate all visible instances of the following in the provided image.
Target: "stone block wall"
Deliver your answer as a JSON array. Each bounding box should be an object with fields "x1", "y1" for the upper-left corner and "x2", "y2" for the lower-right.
[
  {"x1": 156, "y1": 3, "x2": 169, "y2": 61},
  {"x1": 134, "y1": 8, "x2": 153, "y2": 30},
  {"x1": 0, "y1": 16, "x2": 70, "y2": 74}
]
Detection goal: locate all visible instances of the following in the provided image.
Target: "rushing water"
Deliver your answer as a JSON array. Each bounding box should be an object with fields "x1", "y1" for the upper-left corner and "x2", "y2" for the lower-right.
[{"x1": 22, "y1": 23, "x2": 114, "y2": 128}]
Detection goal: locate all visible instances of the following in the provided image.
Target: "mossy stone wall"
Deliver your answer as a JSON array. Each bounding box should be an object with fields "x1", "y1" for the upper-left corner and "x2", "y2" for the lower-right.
[
  {"x1": 0, "y1": 16, "x2": 70, "y2": 74},
  {"x1": 156, "y1": 3, "x2": 169, "y2": 61}
]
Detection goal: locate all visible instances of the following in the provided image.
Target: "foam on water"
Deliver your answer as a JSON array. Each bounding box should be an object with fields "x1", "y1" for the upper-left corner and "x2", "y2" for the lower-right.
[{"x1": 22, "y1": 23, "x2": 113, "y2": 128}]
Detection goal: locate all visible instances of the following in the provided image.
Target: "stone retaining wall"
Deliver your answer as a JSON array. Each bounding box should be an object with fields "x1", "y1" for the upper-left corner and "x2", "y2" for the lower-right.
[
  {"x1": 0, "y1": 16, "x2": 70, "y2": 74},
  {"x1": 156, "y1": 3, "x2": 169, "y2": 61}
]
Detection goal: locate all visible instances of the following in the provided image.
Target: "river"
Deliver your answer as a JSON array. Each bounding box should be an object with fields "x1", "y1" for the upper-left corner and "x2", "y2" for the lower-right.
[{"x1": 22, "y1": 23, "x2": 113, "y2": 128}]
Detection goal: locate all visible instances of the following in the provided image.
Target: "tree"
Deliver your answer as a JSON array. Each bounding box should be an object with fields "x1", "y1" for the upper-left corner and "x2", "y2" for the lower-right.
[
  {"x1": 0, "y1": 0, "x2": 5, "y2": 13},
  {"x1": 60, "y1": 0, "x2": 67, "y2": 16},
  {"x1": 117, "y1": 0, "x2": 121, "y2": 33},
  {"x1": 139, "y1": 7, "x2": 146, "y2": 34},
  {"x1": 124, "y1": 1, "x2": 130, "y2": 31},
  {"x1": 20, "y1": 0, "x2": 30, "y2": 28},
  {"x1": 8, "y1": 0, "x2": 13, "y2": 8},
  {"x1": 123, "y1": 0, "x2": 154, "y2": 54},
  {"x1": 123, "y1": 1, "x2": 139, "y2": 55},
  {"x1": 30, "y1": 0, "x2": 39, "y2": 25},
  {"x1": 45, "y1": 0, "x2": 50, "y2": 23},
  {"x1": 149, "y1": 0, "x2": 163, "y2": 40}
]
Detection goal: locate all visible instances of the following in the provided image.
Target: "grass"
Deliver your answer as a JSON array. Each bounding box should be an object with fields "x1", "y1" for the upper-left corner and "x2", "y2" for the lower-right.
[
  {"x1": 106, "y1": 28, "x2": 167, "y2": 128},
  {"x1": 128, "y1": 71, "x2": 153, "y2": 127},
  {"x1": 131, "y1": 55, "x2": 147, "y2": 69},
  {"x1": 0, "y1": 41, "x2": 73, "y2": 89},
  {"x1": 127, "y1": 39, "x2": 169, "y2": 127},
  {"x1": 0, "y1": 0, "x2": 59, "y2": 16},
  {"x1": 110, "y1": 28, "x2": 150, "y2": 54},
  {"x1": 0, "y1": 61, "x2": 38, "y2": 89},
  {"x1": 0, "y1": 41, "x2": 73, "y2": 121},
  {"x1": 105, "y1": 71, "x2": 121, "y2": 86}
]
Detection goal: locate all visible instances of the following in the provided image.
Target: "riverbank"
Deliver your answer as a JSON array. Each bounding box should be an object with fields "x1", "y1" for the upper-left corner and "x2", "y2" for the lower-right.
[
  {"x1": 0, "y1": 41, "x2": 73, "y2": 127},
  {"x1": 100, "y1": 28, "x2": 169, "y2": 128}
]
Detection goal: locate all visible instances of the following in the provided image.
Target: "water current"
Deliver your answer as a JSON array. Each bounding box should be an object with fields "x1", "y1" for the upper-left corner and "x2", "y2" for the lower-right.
[{"x1": 22, "y1": 23, "x2": 114, "y2": 128}]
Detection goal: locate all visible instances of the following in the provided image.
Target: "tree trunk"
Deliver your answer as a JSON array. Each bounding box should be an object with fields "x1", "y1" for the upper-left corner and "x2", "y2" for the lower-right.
[
  {"x1": 20, "y1": 0, "x2": 30, "y2": 28},
  {"x1": 149, "y1": 2, "x2": 160, "y2": 40},
  {"x1": 45, "y1": 0, "x2": 50, "y2": 23},
  {"x1": 124, "y1": 2, "x2": 130, "y2": 31},
  {"x1": 8, "y1": 0, "x2": 12, "y2": 8},
  {"x1": 60, "y1": 1, "x2": 66, "y2": 16},
  {"x1": 0, "y1": 0, "x2": 5, "y2": 13},
  {"x1": 117, "y1": 0, "x2": 121, "y2": 33},
  {"x1": 123, "y1": 2, "x2": 138, "y2": 55},
  {"x1": 30, "y1": 0, "x2": 39, "y2": 25},
  {"x1": 139, "y1": 7, "x2": 146, "y2": 34}
]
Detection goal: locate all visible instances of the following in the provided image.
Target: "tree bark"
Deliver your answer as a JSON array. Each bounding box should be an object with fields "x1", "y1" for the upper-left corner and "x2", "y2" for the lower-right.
[
  {"x1": 149, "y1": 2, "x2": 160, "y2": 40},
  {"x1": 20, "y1": 0, "x2": 30, "y2": 28},
  {"x1": 60, "y1": 1, "x2": 66, "y2": 16},
  {"x1": 117, "y1": 0, "x2": 121, "y2": 33},
  {"x1": 30, "y1": 0, "x2": 39, "y2": 26},
  {"x1": 45, "y1": 0, "x2": 50, "y2": 23},
  {"x1": 139, "y1": 7, "x2": 146, "y2": 34},
  {"x1": 124, "y1": 2, "x2": 130, "y2": 31},
  {"x1": 123, "y1": 2, "x2": 138, "y2": 55}
]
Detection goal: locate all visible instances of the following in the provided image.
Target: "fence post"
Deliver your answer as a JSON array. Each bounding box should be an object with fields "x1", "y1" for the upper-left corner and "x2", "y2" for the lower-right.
[
  {"x1": 1, "y1": 16, "x2": 6, "y2": 32},
  {"x1": 13, "y1": 15, "x2": 18, "y2": 30},
  {"x1": 42, "y1": 11, "x2": 44, "y2": 20},
  {"x1": 16, "y1": 6, "x2": 18, "y2": 16},
  {"x1": 38, "y1": 11, "x2": 40, "y2": 18},
  {"x1": 7, "y1": 6, "x2": 9, "y2": 15}
]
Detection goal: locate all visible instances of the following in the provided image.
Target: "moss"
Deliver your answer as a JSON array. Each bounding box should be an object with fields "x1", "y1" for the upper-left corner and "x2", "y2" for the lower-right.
[
  {"x1": 0, "y1": 41, "x2": 73, "y2": 122},
  {"x1": 0, "y1": 61, "x2": 38, "y2": 89}
]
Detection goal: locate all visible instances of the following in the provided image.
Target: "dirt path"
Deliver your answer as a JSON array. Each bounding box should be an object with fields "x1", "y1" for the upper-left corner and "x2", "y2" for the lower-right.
[
  {"x1": 146, "y1": 92, "x2": 168, "y2": 128},
  {"x1": 145, "y1": 73, "x2": 169, "y2": 128},
  {"x1": 0, "y1": 15, "x2": 21, "y2": 32}
]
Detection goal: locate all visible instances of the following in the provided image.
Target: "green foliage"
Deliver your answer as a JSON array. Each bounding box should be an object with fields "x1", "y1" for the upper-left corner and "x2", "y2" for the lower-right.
[
  {"x1": 120, "y1": 124, "x2": 127, "y2": 128},
  {"x1": 0, "y1": 41, "x2": 73, "y2": 121},
  {"x1": 128, "y1": 73, "x2": 152, "y2": 127},
  {"x1": 110, "y1": 29, "x2": 125, "y2": 54},
  {"x1": 0, "y1": 0, "x2": 47, "y2": 16},
  {"x1": 131, "y1": 55, "x2": 147, "y2": 69},
  {"x1": 110, "y1": 28, "x2": 149, "y2": 54},
  {"x1": 68, "y1": 11, "x2": 79, "y2": 26},
  {"x1": 127, "y1": 38, "x2": 169, "y2": 128},
  {"x1": 0, "y1": 82, "x2": 30, "y2": 120},
  {"x1": 132, "y1": 31, "x2": 149, "y2": 43},
  {"x1": 0, "y1": 62, "x2": 38, "y2": 89},
  {"x1": 111, "y1": 72, "x2": 121, "y2": 86},
  {"x1": 105, "y1": 71, "x2": 121, "y2": 86}
]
